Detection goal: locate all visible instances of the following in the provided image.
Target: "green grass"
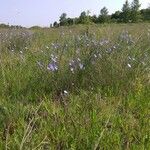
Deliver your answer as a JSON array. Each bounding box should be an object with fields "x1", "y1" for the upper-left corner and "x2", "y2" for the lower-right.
[{"x1": 0, "y1": 23, "x2": 150, "y2": 149}]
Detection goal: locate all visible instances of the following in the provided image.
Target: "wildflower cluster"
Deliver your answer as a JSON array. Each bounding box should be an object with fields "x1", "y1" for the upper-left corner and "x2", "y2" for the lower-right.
[
  {"x1": 0, "y1": 29, "x2": 32, "y2": 53},
  {"x1": 69, "y1": 58, "x2": 84, "y2": 73},
  {"x1": 47, "y1": 54, "x2": 58, "y2": 72},
  {"x1": 119, "y1": 30, "x2": 134, "y2": 44},
  {"x1": 33, "y1": 28, "x2": 150, "y2": 95}
]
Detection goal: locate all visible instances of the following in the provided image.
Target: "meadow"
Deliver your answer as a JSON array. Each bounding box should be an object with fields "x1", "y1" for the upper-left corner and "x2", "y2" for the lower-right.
[{"x1": 0, "y1": 23, "x2": 150, "y2": 149}]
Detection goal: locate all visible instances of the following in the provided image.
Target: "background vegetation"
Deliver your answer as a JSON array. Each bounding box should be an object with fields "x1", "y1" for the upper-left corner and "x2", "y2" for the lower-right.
[{"x1": 52, "y1": 0, "x2": 150, "y2": 27}]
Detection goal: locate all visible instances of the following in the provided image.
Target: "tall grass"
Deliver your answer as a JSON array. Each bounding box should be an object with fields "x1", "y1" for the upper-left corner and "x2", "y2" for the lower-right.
[{"x1": 0, "y1": 23, "x2": 150, "y2": 149}]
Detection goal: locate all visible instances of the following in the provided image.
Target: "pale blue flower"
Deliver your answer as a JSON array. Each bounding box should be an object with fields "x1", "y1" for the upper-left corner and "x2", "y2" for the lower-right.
[{"x1": 47, "y1": 63, "x2": 58, "y2": 71}]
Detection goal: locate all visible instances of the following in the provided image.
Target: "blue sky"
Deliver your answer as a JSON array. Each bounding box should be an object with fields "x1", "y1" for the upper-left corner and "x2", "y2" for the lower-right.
[{"x1": 0, "y1": 0, "x2": 149, "y2": 27}]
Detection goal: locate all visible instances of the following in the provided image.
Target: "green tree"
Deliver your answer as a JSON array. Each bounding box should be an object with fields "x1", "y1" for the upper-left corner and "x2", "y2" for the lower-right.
[
  {"x1": 53, "y1": 21, "x2": 59, "y2": 27},
  {"x1": 90, "y1": 15, "x2": 98, "y2": 23},
  {"x1": 131, "y1": 0, "x2": 141, "y2": 22},
  {"x1": 122, "y1": 0, "x2": 131, "y2": 23},
  {"x1": 79, "y1": 11, "x2": 86, "y2": 24},
  {"x1": 0, "y1": 23, "x2": 9, "y2": 28},
  {"x1": 141, "y1": 8, "x2": 150, "y2": 21},
  {"x1": 98, "y1": 7, "x2": 109, "y2": 23},
  {"x1": 50, "y1": 24, "x2": 53, "y2": 28},
  {"x1": 59, "y1": 13, "x2": 68, "y2": 26},
  {"x1": 66, "y1": 18, "x2": 74, "y2": 25},
  {"x1": 79, "y1": 11, "x2": 91, "y2": 24},
  {"x1": 111, "y1": 11, "x2": 121, "y2": 22}
]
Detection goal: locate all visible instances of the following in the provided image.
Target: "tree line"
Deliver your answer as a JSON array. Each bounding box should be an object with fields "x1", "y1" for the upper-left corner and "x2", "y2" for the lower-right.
[
  {"x1": 0, "y1": 23, "x2": 25, "y2": 29},
  {"x1": 52, "y1": 0, "x2": 150, "y2": 27}
]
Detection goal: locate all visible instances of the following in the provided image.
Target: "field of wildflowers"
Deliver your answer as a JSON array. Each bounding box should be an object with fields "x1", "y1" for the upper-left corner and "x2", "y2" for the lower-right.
[{"x1": 0, "y1": 23, "x2": 150, "y2": 149}]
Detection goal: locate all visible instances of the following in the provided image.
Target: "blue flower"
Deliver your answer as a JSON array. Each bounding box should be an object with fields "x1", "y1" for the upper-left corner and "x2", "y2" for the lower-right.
[
  {"x1": 79, "y1": 63, "x2": 84, "y2": 70},
  {"x1": 69, "y1": 58, "x2": 84, "y2": 73},
  {"x1": 47, "y1": 62, "x2": 58, "y2": 72}
]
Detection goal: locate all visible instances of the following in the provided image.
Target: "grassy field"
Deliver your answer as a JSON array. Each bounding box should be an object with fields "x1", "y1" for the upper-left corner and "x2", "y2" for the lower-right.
[{"x1": 0, "y1": 23, "x2": 150, "y2": 149}]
